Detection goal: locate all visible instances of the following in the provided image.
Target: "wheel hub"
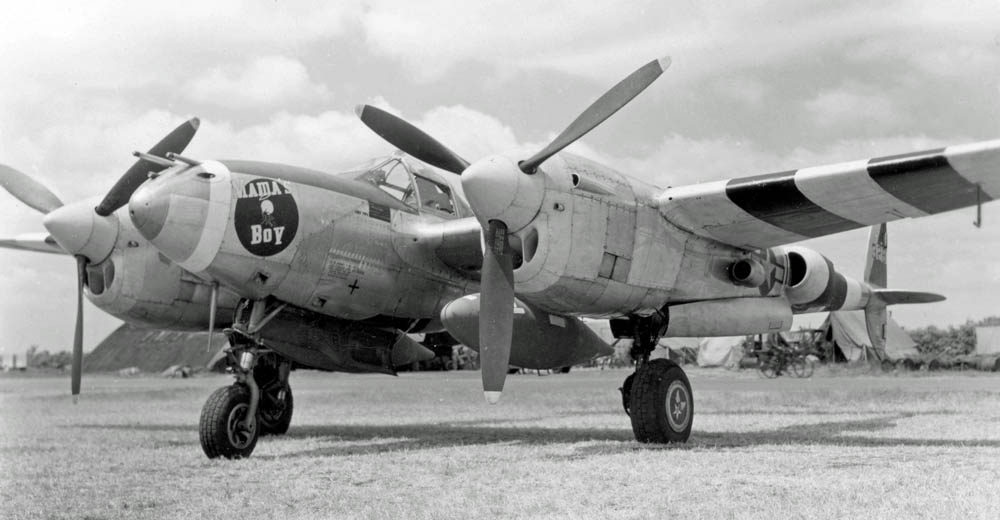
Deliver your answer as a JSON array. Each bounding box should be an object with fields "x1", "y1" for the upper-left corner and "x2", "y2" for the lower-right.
[
  {"x1": 226, "y1": 403, "x2": 256, "y2": 449},
  {"x1": 665, "y1": 380, "x2": 690, "y2": 431}
]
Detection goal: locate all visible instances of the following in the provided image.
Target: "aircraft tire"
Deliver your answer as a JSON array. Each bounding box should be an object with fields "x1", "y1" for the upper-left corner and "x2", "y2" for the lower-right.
[
  {"x1": 199, "y1": 384, "x2": 258, "y2": 459},
  {"x1": 259, "y1": 384, "x2": 293, "y2": 436},
  {"x1": 629, "y1": 359, "x2": 692, "y2": 444},
  {"x1": 619, "y1": 373, "x2": 635, "y2": 416}
]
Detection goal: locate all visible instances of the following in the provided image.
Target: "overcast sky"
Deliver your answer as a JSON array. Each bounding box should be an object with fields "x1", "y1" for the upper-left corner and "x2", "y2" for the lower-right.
[{"x1": 1, "y1": 1, "x2": 999, "y2": 359}]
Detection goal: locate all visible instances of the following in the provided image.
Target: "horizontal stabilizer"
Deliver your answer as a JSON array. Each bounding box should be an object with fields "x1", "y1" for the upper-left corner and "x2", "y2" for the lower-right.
[
  {"x1": 0, "y1": 233, "x2": 66, "y2": 255},
  {"x1": 872, "y1": 289, "x2": 945, "y2": 305}
]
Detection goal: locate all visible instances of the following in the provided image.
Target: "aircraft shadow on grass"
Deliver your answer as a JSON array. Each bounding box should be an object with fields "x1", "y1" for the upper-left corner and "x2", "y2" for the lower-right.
[{"x1": 73, "y1": 410, "x2": 1000, "y2": 460}]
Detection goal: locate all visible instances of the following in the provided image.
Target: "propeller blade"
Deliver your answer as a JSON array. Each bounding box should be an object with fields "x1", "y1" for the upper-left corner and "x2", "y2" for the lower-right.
[
  {"x1": 519, "y1": 57, "x2": 670, "y2": 174},
  {"x1": 0, "y1": 164, "x2": 63, "y2": 214},
  {"x1": 94, "y1": 117, "x2": 200, "y2": 216},
  {"x1": 355, "y1": 105, "x2": 470, "y2": 175},
  {"x1": 479, "y1": 219, "x2": 515, "y2": 404},
  {"x1": 72, "y1": 255, "x2": 85, "y2": 403}
]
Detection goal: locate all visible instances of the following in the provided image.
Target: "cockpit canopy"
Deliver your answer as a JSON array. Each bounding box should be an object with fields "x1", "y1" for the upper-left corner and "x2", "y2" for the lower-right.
[{"x1": 352, "y1": 156, "x2": 463, "y2": 217}]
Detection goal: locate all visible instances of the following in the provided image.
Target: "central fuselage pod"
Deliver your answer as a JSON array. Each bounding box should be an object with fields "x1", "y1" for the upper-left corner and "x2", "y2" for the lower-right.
[{"x1": 128, "y1": 157, "x2": 475, "y2": 328}]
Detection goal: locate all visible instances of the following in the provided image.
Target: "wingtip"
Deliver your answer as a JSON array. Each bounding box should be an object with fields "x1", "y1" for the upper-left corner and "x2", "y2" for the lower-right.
[
  {"x1": 188, "y1": 117, "x2": 200, "y2": 131},
  {"x1": 658, "y1": 56, "x2": 672, "y2": 71},
  {"x1": 354, "y1": 104, "x2": 367, "y2": 119},
  {"x1": 72, "y1": 394, "x2": 78, "y2": 405},
  {"x1": 484, "y1": 391, "x2": 502, "y2": 405}
]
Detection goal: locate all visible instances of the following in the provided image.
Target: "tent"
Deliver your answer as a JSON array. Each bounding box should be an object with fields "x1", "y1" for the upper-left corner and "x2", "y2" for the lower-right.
[
  {"x1": 696, "y1": 336, "x2": 747, "y2": 368},
  {"x1": 820, "y1": 310, "x2": 917, "y2": 361},
  {"x1": 974, "y1": 326, "x2": 1000, "y2": 356},
  {"x1": 659, "y1": 337, "x2": 700, "y2": 364}
]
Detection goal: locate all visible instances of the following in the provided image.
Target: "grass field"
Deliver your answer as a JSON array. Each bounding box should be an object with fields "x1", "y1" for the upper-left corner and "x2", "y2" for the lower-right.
[{"x1": 1, "y1": 367, "x2": 999, "y2": 519}]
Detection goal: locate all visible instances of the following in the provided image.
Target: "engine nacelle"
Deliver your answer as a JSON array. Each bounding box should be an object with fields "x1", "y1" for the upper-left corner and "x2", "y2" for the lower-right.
[
  {"x1": 779, "y1": 246, "x2": 868, "y2": 312},
  {"x1": 440, "y1": 295, "x2": 614, "y2": 369},
  {"x1": 664, "y1": 297, "x2": 792, "y2": 337}
]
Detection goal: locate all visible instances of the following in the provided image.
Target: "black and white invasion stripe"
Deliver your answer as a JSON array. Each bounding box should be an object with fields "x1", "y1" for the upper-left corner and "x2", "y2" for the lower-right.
[{"x1": 657, "y1": 139, "x2": 1000, "y2": 249}]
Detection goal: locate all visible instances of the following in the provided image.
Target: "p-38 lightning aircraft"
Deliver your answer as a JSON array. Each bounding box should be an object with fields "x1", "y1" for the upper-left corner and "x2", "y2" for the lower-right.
[{"x1": 2, "y1": 56, "x2": 998, "y2": 459}]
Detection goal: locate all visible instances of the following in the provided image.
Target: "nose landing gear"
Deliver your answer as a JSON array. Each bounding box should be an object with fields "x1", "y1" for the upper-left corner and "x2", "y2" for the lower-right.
[{"x1": 199, "y1": 298, "x2": 292, "y2": 459}]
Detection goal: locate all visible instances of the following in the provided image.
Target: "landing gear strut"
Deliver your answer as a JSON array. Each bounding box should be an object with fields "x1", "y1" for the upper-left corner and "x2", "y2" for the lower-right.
[
  {"x1": 620, "y1": 313, "x2": 693, "y2": 444},
  {"x1": 199, "y1": 298, "x2": 292, "y2": 459}
]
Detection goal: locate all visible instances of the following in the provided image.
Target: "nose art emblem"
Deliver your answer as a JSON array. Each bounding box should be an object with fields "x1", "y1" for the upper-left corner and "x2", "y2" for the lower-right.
[{"x1": 234, "y1": 178, "x2": 299, "y2": 256}]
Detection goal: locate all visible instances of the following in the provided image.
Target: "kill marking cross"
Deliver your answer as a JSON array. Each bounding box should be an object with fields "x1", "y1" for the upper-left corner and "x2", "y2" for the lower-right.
[{"x1": 348, "y1": 279, "x2": 361, "y2": 295}]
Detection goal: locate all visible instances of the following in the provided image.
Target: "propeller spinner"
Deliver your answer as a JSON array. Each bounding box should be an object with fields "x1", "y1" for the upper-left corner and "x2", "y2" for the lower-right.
[{"x1": 357, "y1": 57, "x2": 670, "y2": 402}]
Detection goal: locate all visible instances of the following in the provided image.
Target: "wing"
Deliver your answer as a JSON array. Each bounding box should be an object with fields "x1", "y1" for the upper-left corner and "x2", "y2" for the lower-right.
[
  {"x1": 657, "y1": 139, "x2": 1000, "y2": 249},
  {"x1": 0, "y1": 233, "x2": 66, "y2": 255}
]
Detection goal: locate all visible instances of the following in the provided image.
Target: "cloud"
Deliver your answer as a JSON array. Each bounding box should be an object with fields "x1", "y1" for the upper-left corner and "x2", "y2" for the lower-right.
[
  {"x1": 415, "y1": 105, "x2": 523, "y2": 162},
  {"x1": 357, "y1": 0, "x2": 1000, "y2": 84},
  {"x1": 0, "y1": 1, "x2": 362, "y2": 90},
  {"x1": 612, "y1": 135, "x2": 784, "y2": 187},
  {"x1": 184, "y1": 57, "x2": 331, "y2": 110},
  {"x1": 3, "y1": 0, "x2": 1000, "y2": 358},
  {"x1": 804, "y1": 86, "x2": 898, "y2": 129}
]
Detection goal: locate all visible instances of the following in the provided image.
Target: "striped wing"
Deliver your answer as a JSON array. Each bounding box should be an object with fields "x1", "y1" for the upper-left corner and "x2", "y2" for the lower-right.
[{"x1": 658, "y1": 140, "x2": 1000, "y2": 249}]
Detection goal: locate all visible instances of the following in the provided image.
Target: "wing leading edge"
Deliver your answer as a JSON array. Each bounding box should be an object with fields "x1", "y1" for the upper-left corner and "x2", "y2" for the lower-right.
[
  {"x1": 657, "y1": 139, "x2": 1000, "y2": 249},
  {"x1": 0, "y1": 233, "x2": 66, "y2": 255}
]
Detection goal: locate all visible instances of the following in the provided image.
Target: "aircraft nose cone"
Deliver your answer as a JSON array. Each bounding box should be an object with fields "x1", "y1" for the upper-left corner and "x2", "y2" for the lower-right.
[
  {"x1": 42, "y1": 200, "x2": 118, "y2": 262},
  {"x1": 461, "y1": 155, "x2": 544, "y2": 232},
  {"x1": 128, "y1": 183, "x2": 169, "y2": 240}
]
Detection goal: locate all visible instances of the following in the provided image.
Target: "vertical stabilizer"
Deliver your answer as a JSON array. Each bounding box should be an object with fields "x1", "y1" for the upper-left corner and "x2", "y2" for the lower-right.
[{"x1": 864, "y1": 224, "x2": 888, "y2": 364}]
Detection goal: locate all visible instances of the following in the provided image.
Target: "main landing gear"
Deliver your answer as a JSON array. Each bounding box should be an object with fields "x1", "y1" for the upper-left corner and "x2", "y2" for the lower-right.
[
  {"x1": 618, "y1": 314, "x2": 693, "y2": 443},
  {"x1": 200, "y1": 298, "x2": 293, "y2": 459}
]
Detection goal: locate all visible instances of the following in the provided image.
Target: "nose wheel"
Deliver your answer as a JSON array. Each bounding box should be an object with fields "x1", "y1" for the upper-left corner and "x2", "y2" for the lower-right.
[{"x1": 199, "y1": 384, "x2": 259, "y2": 459}]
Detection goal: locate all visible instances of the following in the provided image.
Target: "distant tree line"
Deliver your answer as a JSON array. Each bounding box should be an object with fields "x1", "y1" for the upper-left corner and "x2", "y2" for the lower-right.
[
  {"x1": 25, "y1": 345, "x2": 73, "y2": 369},
  {"x1": 906, "y1": 316, "x2": 1000, "y2": 357}
]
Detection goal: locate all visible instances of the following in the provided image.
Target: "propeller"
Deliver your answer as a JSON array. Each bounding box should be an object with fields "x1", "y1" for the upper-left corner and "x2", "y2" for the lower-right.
[
  {"x1": 72, "y1": 255, "x2": 85, "y2": 402},
  {"x1": 0, "y1": 164, "x2": 64, "y2": 213},
  {"x1": 94, "y1": 117, "x2": 200, "y2": 216},
  {"x1": 480, "y1": 220, "x2": 515, "y2": 403},
  {"x1": 355, "y1": 105, "x2": 469, "y2": 175},
  {"x1": 518, "y1": 57, "x2": 670, "y2": 174},
  {"x1": 356, "y1": 57, "x2": 670, "y2": 402},
  {"x1": 2, "y1": 118, "x2": 201, "y2": 401}
]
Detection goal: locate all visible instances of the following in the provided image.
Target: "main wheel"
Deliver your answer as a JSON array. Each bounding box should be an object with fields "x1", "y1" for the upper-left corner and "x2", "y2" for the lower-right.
[
  {"x1": 619, "y1": 373, "x2": 635, "y2": 416},
  {"x1": 629, "y1": 359, "x2": 693, "y2": 444},
  {"x1": 199, "y1": 384, "x2": 258, "y2": 459},
  {"x1": 259, "y1": 383, "x2": 293, "y2": 436}
]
